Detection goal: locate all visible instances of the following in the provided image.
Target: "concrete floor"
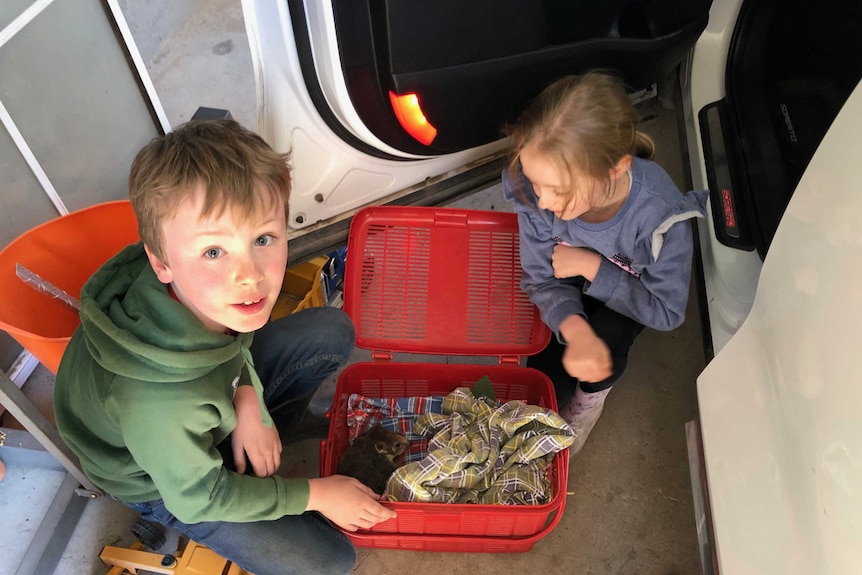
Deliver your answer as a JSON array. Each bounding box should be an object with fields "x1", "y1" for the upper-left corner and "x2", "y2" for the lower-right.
[{"x1": 1, "y1": 1, "x2": 707, "y2": 573}]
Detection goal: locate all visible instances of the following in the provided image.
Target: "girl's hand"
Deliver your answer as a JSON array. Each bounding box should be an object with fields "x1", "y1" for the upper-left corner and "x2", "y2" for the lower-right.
[
  {"x1": 232, "y1": 385, "x2": 282, "y2": 477},
  {"x1": 552, "y1": 245, "x2": 601, "y2": 281},
  {"x1": 307, "y1": 475, "x2": 397, "y2": 531},
  {"x1": 559, "y1": 315, "x2": 613, "y2": 383}
]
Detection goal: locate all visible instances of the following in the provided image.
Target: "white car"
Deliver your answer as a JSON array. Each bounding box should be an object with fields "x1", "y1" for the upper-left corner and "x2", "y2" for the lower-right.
[{"x1": 682, "y1": 0, "x2": 862, "y2": 572}]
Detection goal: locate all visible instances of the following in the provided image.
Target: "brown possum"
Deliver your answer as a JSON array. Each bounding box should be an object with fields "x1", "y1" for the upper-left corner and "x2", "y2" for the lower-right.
[{"x1": 337, "y1": 424, "x2": 410, "y2": 494}]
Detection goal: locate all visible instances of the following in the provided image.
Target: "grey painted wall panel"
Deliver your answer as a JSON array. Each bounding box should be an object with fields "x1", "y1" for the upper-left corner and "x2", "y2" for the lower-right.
[
  {"x1": 0, "y1": 125, "x2": 57, "y2": 249},
  {"x1": 0, "y1": 0, "x2": 33, "y2": 31},
  {"x1": 0, "y1": 0, "x2": 160, "y2": 215}
]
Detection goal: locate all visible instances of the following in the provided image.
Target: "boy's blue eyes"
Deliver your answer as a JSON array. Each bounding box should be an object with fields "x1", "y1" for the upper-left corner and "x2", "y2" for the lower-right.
[{"x1": 202, "y1": 235, "x2": 275, "y2": 258}]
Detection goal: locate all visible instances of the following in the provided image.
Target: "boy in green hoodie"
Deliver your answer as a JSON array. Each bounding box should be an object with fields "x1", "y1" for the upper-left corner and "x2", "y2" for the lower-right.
[{"x1": 53, "y1": 119, "x2": 395, "y2": 575}]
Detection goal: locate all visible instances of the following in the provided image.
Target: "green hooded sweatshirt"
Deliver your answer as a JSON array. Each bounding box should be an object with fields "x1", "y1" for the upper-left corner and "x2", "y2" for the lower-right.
[{"x1": 54, "y1": 243, "x2": 310, "y2": 524}]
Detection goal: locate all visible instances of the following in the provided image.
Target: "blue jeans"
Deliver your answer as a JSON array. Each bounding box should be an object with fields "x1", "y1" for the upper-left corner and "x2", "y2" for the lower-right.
[
  {"x1": 125, "y1": 306, "x2": 357, "y2": 575},
  {"x1": 250, "y1": 306, "x2": 355, "y2": 432},
  {"x1": 124, "y1": 499, "x2": 355, "y2": 575}
]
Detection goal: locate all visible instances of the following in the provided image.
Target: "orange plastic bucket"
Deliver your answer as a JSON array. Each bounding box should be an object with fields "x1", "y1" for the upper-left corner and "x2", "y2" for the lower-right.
[{"x1": 0, "y1": 200, "x2": 139, "y2": 374}]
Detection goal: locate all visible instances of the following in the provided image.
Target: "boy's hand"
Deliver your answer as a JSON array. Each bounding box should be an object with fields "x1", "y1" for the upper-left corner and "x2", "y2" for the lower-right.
[
  {"x1": 232, "y1": 385, "x2": 282, "y2": 477},
  {"x1": 559, "y1": 315, "x2": 612, "y2": 383},
  {"x1": 552, "y1": 245, "x2": 601, "y2": 282},
  {"x1": 306, "y1": 475, "x2": 397, "y2": 532}
]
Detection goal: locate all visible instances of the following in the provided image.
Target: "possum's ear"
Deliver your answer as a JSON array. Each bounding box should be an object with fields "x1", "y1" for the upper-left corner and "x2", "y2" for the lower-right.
[{"x1": 392, "y1": 439, "x2": 408, "y2": 455}]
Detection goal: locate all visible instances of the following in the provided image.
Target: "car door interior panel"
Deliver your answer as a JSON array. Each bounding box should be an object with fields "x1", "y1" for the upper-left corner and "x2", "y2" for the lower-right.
[
  {"x1": 324, "y1": 0, "x2": 712, "y2": 154},
  {"x1": 711, "y1": 0, "x2": 862, "y2": 258}
]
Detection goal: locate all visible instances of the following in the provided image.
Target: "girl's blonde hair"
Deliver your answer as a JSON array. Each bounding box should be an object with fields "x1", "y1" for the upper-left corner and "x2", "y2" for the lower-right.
[
  {"x1": 506, "y1": 70, "x2": 654, "y2": 204},
  {"x1": 129, "y1": 119, "x2": 292, "y2": 263}
]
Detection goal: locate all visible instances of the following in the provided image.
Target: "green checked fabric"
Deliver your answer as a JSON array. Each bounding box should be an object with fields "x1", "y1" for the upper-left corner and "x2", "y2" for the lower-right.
[{"x1": 385, "y1": 386, "x2": 575, "y2": 504}]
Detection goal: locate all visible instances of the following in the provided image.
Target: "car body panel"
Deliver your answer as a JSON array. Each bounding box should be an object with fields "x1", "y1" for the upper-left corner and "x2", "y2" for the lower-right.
[
  {"x1": 681, "y1": 0, "x2": 760, "y2": 356},
  {"x1": 696, "y1": 80, "x2": 862, "y2": 574}
]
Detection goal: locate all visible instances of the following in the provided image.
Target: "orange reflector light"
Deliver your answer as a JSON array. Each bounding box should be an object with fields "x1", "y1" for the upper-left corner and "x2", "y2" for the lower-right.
[{"x1": 389, "y1": 91, "x2": 438, "y2": 145}]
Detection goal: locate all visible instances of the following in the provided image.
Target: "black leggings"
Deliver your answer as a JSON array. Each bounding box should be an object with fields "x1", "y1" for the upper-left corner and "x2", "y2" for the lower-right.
[{"x1": 527, "y1": 293, "x2": 645, "y2": 407}]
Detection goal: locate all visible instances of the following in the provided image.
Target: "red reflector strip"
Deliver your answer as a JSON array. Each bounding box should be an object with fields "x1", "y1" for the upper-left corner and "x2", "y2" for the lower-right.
[
  {"x1": 389, "y1": 91, "x2": 438, "y2": 146},
  {"x1": 721, "y1": 188, "x2": 736, "y2": 228}
]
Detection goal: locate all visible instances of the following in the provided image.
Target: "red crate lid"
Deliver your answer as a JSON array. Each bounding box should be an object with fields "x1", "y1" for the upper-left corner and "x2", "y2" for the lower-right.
[{"x1": 344, "y1": 206, "x2": 551, "y2": 358}]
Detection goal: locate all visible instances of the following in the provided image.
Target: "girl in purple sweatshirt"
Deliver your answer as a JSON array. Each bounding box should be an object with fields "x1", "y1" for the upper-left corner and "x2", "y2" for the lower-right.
[{"x1": 503, "y1": 71, "x2": 708, "y2": 455}]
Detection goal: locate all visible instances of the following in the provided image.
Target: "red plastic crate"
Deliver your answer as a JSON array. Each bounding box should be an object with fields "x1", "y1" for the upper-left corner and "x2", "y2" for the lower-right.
[{"x1": 320, "y1": 206, "x2": 569, "y2": 553}]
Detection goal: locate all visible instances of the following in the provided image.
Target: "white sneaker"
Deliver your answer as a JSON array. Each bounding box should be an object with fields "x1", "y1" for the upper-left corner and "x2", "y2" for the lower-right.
[{"x1": 561, "y1": 385, "x2": 612, "y2": 456}]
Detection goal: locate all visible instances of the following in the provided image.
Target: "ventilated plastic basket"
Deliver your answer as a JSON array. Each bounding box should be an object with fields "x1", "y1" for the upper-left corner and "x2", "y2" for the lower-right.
[{"x1": 320, "y1": 206, "x2": 568, "y2": 553}]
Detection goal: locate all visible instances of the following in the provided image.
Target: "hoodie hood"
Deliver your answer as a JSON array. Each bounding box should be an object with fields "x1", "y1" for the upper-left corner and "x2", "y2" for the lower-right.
[{"x1": 79, "y1": 242, "x2": 252, "y2": 383}]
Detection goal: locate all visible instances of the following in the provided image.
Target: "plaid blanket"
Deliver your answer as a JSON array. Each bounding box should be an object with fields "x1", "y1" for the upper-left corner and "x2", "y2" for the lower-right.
[
  {"x1": 346, "y1": 393, "x2": 445, "y2": 463},
  {"x1": 385, "y1": 387, "x2": 575, "y2": 505}
]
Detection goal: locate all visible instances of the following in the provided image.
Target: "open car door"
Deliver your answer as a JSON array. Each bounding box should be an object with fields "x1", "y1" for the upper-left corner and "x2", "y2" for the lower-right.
[{"x1": 242, "y1": 0, "x2": 712, "y2": 263}]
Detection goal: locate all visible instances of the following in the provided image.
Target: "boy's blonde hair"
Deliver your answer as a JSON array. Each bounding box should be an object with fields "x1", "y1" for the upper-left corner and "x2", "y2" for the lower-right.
[
  {"x1": 129, "y1": 119, "x2": 291, "y2": 262},
  {"x1": 506, "y1": 71, "x2": 655, "y2": 204}
]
